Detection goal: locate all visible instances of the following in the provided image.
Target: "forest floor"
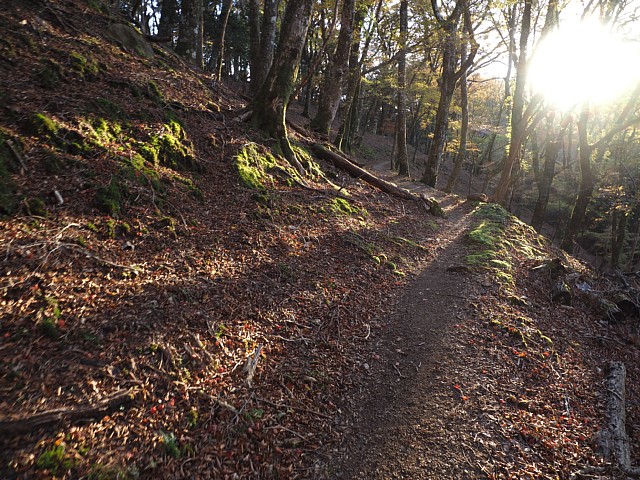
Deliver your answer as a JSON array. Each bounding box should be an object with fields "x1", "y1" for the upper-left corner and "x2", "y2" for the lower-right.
[{"x1": 1, "y1": 1, "x2": 640, "y2": 479}]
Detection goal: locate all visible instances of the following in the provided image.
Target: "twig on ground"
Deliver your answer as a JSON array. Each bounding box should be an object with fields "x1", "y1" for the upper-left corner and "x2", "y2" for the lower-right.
[{"x1": 256, "y1": 397, "x2": 333, "y2": 420}]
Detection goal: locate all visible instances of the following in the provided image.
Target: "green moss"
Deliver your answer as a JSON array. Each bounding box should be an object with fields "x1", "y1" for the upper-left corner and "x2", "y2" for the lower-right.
[
  {"x1": 328, "y1": 197, "x2": 367, "y2": 216},
  {"x1": 36, "y1": 59, "x2": 63, "y2": 89},
  {"x1": 95, "y1": 177, "x2": 124, "y2": 216},
  {"x1": 39, "y1": 318, "x2": 59, "y2": 339},
  {"x1": 160, "y1": 432, "x2": 181, "y2": 458},
  {"x1": 35, "y1": 444, "x2": 74, "y2": 474},
  {"x1": 27, "y1": 113, "x2": 59, "y2": 138},
  {"x1": 138, "y1": 143, "x2": 159, "y2": 166},
  {"x1": 70, "y1": 51, "x2": 99, "y2": 79},
  {"x1": 158, "y1": 134, "x2": 196, "y2": 171},
  {"x1": 234, "y1": 144, "x2": 279, "y2": 190},
  {"x1": 92, "y1": 118, "x2": 117, "y2": 143},
  {"x1": 146, "y1": 80, "x2": 164, "y2": 103}
]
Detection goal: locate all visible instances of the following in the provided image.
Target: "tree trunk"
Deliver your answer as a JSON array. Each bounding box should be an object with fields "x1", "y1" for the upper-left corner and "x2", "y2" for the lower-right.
[
  {"x1": 561, "y1": 106, "x2": 594, "y2": 251},
  {"x1": 493, "y1": 0, "x2": 533, "y2": 204},
  {"x1": 195, "y1": 2, "x2": 204, "y2": 68},
  {"x1": 158, "y1": 0, "x2": 178, "y2": 42},
  {"x1": 176, "y1": 0, "x2": 200, "y2": 62},
  {"x1": 393, "y1": 0, "x2": 409, "y2": 175},
  {"x1": 250, "y1": 0, "x2": 314, "y2": 170},
  {"x1": 248, "y1": 0, "x2": 261, "y2": 92},
  {"x1": 531, "y1": 140, "x2": 561, "y2": 232},
  {"x1": 612, "y1": 209, "x2": 627, "y2": 268},
  {"x1": 334, "y1": 5, "x2": 367, "y2": 151},
  {"x1": 310, "y1": 0, "x2": 356, "y2": 136},
  {"x1": 255, "y1": 0, "x2": 282, "y2": 91},
  {"x1": 420, "y1": 0, "x2": 477, "y2": 187},
  {"x1": 420, "y1": 13, "x2": 460, "y2": 187},
  {"x1": 444, "y1": 41, "x2": 469, "y2": 193},
  {"x1": 211, "y1": 0, "x2": 233, "y2": 80}
]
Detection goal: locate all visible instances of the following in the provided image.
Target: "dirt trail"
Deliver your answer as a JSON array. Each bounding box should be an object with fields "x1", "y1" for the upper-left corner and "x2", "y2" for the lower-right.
[
  {"x1": 326, "y1": 165, "x2": 493, "y2": 478},
  {"x1": 331, "y1": 203, "x2": 484, "y2": 478}
]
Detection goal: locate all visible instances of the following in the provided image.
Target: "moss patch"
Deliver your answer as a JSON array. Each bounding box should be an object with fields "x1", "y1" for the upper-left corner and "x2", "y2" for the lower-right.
[
  {"x1": 327, "y1": 197, "x2": 367, "y2": 217},
  {"x1": 26, "y1": 113, "x2": 60, "y2": 138},
  {"x1": 234, "y1": 144, "x2": 279, "y2": 190},
  {"x1": 69, "y1": 51, "x2": 100, "y2": 80},
  {"x1": 95, "y1": 177, "x2": 125, "y2": 216},
  {"x1": 36, "y1": 58, "x2": 63, "y2": 89}
]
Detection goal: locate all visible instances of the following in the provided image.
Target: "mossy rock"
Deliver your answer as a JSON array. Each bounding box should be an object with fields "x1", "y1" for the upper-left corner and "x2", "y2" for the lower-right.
[
  {"x1": 106, "y1": 23, "x2": 154, "y2": 58},
  {"x1": 234, "y1": 144, "x2": 279, "y2": 190},
  {"x1": 35, "y1": 59, "x2": 63, "y2": 89},
  {"x1": 155, "y1": 122, "x2": 200, "y2": 172},
  {"x1": 95, "y1": 177, "x2": 126, "y2": 216},
  {"x1": 146, "y1": 81, "x2": 164, "y2": 103},
  {"x1": 69, "y1": 51, "x2": 100, "y2": 80},
  {"x1": 26, "y1": 113, "x2": 59, "y2": 138}
]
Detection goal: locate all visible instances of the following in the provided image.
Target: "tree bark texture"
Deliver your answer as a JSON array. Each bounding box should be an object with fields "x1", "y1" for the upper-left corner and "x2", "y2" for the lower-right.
[
  {"x1": 493, "y1": 0, "x2": 533, "y2": 204},
  {"x1": 210, "y1": 0, "x2": 233, "y2": 79},
  {"x1": 612, "y1": 209, "x2": 627, "y2": 268},
  {"x1": 248, "y1": 0, "x2": 262, "y2": 92},
  {"x1": 310, "y1": 0, "x2": 357, "y2": 136},
  {"x1": 393, "y1": 0, "x2": 409, "y2": 176},
  {"x1": 444, "y1": 40, "x2": 469, "y2": 193},
  {"x1": 421, "y1": 0, "x2": 477, "y2": 187},
  {"x1": 334, "y1": 3, "x2": 369, "y2": 151},
  {"x1": 420, "y1": 4, "x2": 461, "y2": 187},
  {"x1": 176, "y1": 0, "x2": 201, "y2": 62},
  {"x1": 531, "y1": 140, "x2": 561, "y2": 232},
  {"x1": 310, "y1": 144, "x2": 413, "y2": 200},
  {"x1": 158, "y1": 0, "x2": 178, "y2": 42},
  {"x1": 251, "y1": 0, "x2": 314, "y2": 168},
  {"x1": 561, "y1": 106, "x2": 594, "y2": 251},
  {"x1": 255, "y1": 0, "x2": 281, "y2": 92}
]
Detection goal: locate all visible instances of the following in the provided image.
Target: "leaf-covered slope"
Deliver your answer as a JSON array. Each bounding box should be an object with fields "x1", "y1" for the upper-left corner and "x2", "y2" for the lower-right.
[{"x1": 0, "y1": 1, "x2": 440, "y2": 478}]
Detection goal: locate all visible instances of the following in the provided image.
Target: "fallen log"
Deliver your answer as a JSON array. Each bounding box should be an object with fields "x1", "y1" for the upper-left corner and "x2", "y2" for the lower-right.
[
  {"x1": 310, "y1": 143, "x2": 415, "y2": 201},
  {"x1": 0, "y1": 388, "x2": 138, "y2": 436},
  {"x1": 612, "y1": 292, "x2": 639, "y2": 318},
  {"x1": 597, "y1": 362, "x2": 640, "y2": 477},
  {"x1": 531, "y1": 258, "x2": 567, "y2": 279}
]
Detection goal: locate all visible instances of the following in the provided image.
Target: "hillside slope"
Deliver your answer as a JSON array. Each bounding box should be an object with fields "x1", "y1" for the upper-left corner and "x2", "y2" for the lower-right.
[{"x1": 1, "y1": 1, "x2": 640, "y2": 479}]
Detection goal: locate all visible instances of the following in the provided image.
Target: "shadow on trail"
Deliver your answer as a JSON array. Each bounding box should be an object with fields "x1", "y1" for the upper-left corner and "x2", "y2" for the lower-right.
[{"x1": 332, "y1": 202, "x2": 488, "y2": 479}]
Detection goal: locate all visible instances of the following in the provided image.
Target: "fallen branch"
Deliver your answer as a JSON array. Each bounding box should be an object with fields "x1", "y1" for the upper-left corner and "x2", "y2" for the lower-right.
[
  {"x1": 311, "y1": 143, "x2": 447, "y2": 216},
  {"x1": 243, "y1": 344, "x2": 263, "y2": 387},
  {"x1": 5, "y1": 139, "x2": 27, "y2": 172},
  {"x1": 0, "y1": 388, "x2": 138, "y2": 436},
  {"x1": 311, "y1": 144, "x2": 417, "y2": 200}
]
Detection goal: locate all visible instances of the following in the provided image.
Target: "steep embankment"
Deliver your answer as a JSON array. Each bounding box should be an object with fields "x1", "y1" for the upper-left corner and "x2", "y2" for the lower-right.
[
  {"x1": 1, "y1": 2, "x2": 640, "y2": 480},
  {"x1": 1, "y1": 2, "x2": 438, "y2": 478}
]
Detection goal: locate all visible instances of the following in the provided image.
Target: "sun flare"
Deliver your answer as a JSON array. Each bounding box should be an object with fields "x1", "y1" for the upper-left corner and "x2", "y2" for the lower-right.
[{"x1": 528, "y1": 18, "x2": 640, "y2": 109}]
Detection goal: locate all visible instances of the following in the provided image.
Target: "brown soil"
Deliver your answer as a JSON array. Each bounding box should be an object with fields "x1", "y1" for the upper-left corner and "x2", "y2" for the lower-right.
[{"x1": 332, "y1": 200, "x2": 485, "y2": 478}]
